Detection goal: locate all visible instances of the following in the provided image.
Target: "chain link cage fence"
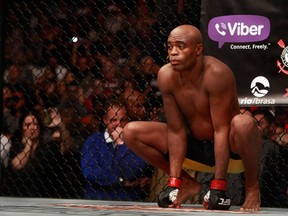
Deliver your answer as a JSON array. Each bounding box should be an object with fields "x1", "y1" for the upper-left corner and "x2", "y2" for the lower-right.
[{"x1": 1, "y1": 0, "x2": 287, "y2": 208}]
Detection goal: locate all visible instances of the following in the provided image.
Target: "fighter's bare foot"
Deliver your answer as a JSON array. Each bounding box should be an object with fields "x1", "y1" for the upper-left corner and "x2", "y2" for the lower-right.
[
  {"x1": 169, "y1": 178, "x2": 201, "y2": 208},
  {"x1": 240, "y1": 186, "x2": 261, "y2": 211}
]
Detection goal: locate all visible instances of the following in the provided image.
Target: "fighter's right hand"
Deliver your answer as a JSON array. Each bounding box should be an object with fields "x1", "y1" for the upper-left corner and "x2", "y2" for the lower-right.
[{"x1": 157, "y1": 177, "x2": 182, "y2": 208}]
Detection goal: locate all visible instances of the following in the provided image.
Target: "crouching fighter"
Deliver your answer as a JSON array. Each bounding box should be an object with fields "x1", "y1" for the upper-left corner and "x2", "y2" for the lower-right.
[{"x1": 123, "y1": 24, "x2": 262, "y2": 211}]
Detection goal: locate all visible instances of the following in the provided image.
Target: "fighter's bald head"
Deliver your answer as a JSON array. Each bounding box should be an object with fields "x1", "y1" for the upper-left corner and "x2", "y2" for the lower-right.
[{"x1": 169, "y1": 25, "x2": 202, "y2": 45}]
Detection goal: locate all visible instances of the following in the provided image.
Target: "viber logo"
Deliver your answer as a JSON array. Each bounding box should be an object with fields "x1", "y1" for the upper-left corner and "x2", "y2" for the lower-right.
[{"x1": 208, "y1": 15, "x2": 270, "y2": 48}]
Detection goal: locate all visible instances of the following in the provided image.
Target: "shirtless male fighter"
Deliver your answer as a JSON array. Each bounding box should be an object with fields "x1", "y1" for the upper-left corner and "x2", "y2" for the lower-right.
[{"x1": 123, "y1": 24, "x2": 262, "y2": 211}]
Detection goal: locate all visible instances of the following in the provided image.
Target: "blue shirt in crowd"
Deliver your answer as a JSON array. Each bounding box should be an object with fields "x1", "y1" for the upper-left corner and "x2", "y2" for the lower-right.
[{"x1": 80, "y1": 130, "x2": 152, "y2": 201}]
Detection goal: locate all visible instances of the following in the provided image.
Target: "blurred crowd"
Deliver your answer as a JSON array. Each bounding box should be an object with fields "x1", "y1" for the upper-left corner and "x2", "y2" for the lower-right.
[
  {"x1": 2, "y1": 0, "x2": 169, "y2": 133},
  {"x1": 1, "y1": 0, "x2": 196, "y2": 200},
  {"x1": 1, "y1": 0, "x2": 287, "y2": 207}
]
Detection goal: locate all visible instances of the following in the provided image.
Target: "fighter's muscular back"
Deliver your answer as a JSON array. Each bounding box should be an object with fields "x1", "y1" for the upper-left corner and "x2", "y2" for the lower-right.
[{"x1": 157, "y1": 55, "x2": 240, "y2": 141}]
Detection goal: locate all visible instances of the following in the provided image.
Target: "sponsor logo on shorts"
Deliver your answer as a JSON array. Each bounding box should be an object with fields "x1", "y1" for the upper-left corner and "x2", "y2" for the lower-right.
[{"x1": 208, "y1": 15, "x2": 270, "y2": 48}]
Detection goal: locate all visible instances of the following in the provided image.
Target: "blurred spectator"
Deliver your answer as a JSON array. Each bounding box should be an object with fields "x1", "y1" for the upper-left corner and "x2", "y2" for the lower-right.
[
  {"x1": 40, "y1": 85, "x2": 89, "y2": 191},
  {"x1": 46, "y1": 106, "x2": 87, "y2": 198},
  {"x1": 119, "y1": 65, "x2": 139, "y2": 91},
  {"x1": 3, "y1": 84, "x2": 20, "y2": 135},
  {"x1": 41, "y1": 107, "x2": 74, "y2": 153},
  {"x1": 253, "y1": 108, "x2": 276, "y2": 140},
  {"x1": 133, "y1": 1, "x2": 159, "y2": 58},
  {"x1": 122, "y1": 87, "x2": 147, "y2": 121},
  {"x1": 4, "y1": 25, "x2": 27, "y2": 65},
  {"x1": 138, "y1": 55, "x2": 162, "y2": 110},
  {"x1": 1, "y1": 110, "x2": 62, "y2": 197},
  {"x1": 3, "y1": 63, "x2": 31, "y2": 87},
  {"x1": 3, "y1": 110, "x2": 83, "y2": 198},
  {"x1": 83, "y1": 78, "x2": 106, "y2": 114},
  {"x1": 70, "y1": 38, "x2": 100, "y2": 96},
  {"x1": 273, "y1": 107, "x2": 288, "y2": 147},
  {"x1": 35, "y1": 67, "x2": 61, "y2": 109},
  {"x1": 56, "y1": 71, "x2": 78, "y2": 103},
  {"x1": 103, "y1": 3, "x2": 127, "y2": 35},
  {"x1": 34, "y1": 66, "x2": 55, "y2": 87},
  {"x1": 60, "y1": 80, "x2": 87, "y2": 118},
  {"x1": 99, "y1": 58, "x2": 121, "y2": 97},
  {"x1": 42, "y1": 50, "x2": 69, "y2": 83},
  {"x1": 81, "y1": 98, "x2": 153, "y2": 201},
  {"x1": 82, "y1": 78, "x2": 107, "y2": 133},
  {"x1": 80, "y1": 113, "x2": 103, "y2": 136},
  {"x1": 71, "y1": 54, "x2": 91, "y2": 82},
  {"x1": 122, "y1": 82, "x2": 164, "y2": 122},
  {"x1": 3, "y1": 64, "x2": 35, "y2": 109},
  {"x1": 124, "y1": 46, "x2": 142, "y2": 69},
  {"x1": 3, "y1": 63, "x2": 20, "y2": 89}
]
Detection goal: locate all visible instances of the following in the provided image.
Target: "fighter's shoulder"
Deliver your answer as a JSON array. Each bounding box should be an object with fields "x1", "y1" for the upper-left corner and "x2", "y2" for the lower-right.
[
  {"x1": 157, "y1": 63, "x2": 174, "y2": 91},
  {"x1": 158, "y1": 63, "x2": 174, "y2": 78},
  {"x1": 204, "y1": 56, "x2": 233, "y2": 77},
  {"x1": 158, "y1": 63, "x2": 173, "y2": 73}
]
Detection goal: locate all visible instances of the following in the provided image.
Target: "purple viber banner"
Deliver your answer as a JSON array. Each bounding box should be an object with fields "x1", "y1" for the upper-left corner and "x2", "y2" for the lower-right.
[
  {"x1": 208, "y1": 15, "x2": 270, "y2": 48},
  {"x1": 201, "y1": 0, "x2": 288, "y2": 105}
]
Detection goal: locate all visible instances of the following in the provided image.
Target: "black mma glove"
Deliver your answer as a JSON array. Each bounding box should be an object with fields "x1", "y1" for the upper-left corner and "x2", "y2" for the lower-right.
[
  {"x1": 157, "y1": 177, "x2": 182, "y2": 208},
  {"x1": 203, "y1": 179, "x2": 231, "y2": 210}
]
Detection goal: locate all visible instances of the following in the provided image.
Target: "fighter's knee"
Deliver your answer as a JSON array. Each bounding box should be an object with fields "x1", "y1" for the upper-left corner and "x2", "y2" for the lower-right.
[
  {"x1": 231, "y1": 114, "x2": 257, "y2": 133},
  {"x1": 123, "y1": 122, "x2": 133, "y2": 137},
  {"x1": 123, "y1": 122, "x2": 139, "y2": 141}
]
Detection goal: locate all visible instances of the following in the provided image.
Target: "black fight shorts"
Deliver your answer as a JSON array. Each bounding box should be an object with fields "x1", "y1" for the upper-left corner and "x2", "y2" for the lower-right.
[{"x1": 185, "y1": 135, "x2": 241, "y2": 167}]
